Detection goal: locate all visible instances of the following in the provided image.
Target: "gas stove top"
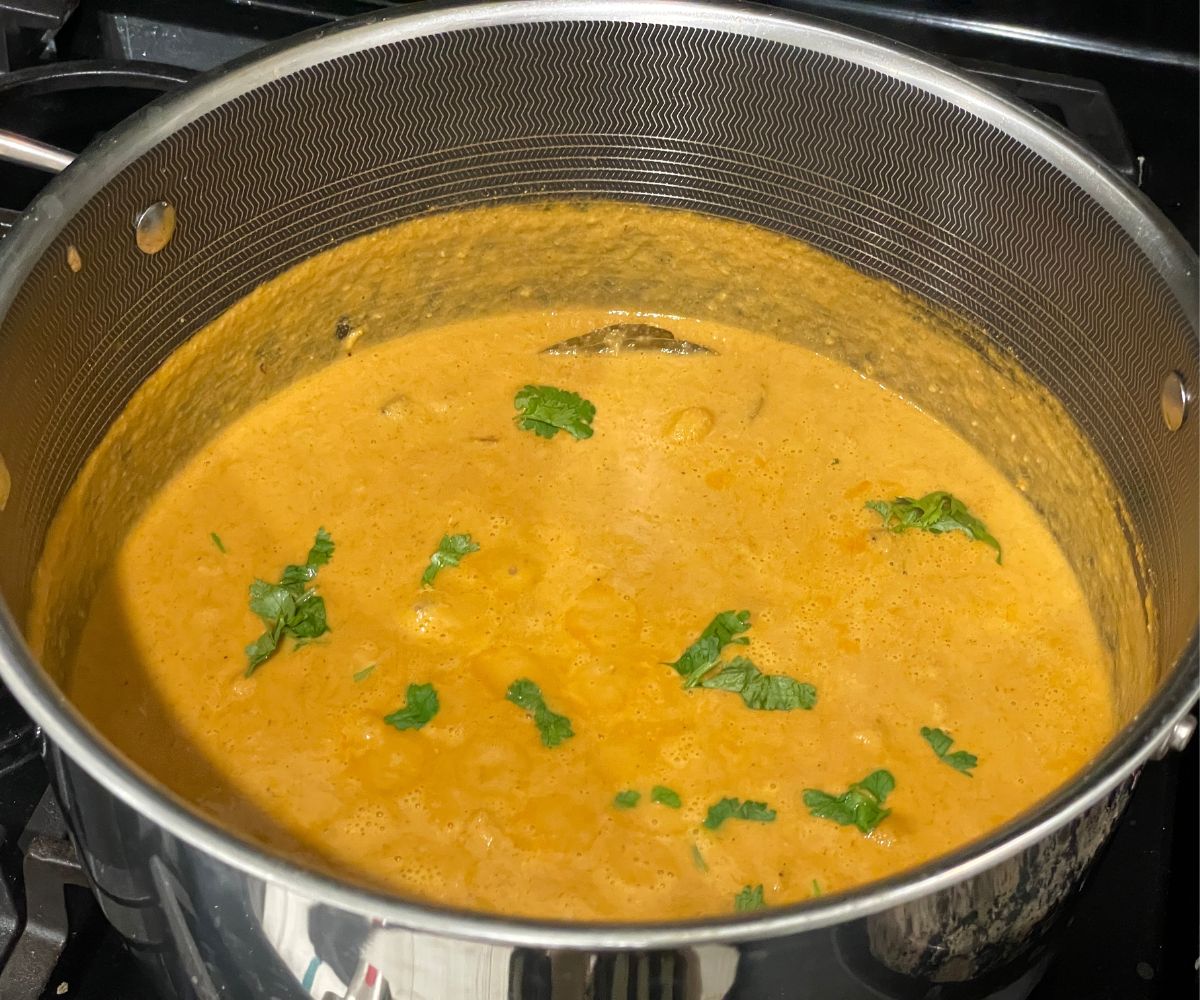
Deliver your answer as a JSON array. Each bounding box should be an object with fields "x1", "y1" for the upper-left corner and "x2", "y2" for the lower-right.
[{"x1": 0, "y1": 2, "x2": 1195, "y2": 998}]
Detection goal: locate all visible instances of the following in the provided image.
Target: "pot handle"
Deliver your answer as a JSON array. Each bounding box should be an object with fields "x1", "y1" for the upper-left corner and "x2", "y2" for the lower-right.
[{"x1": 0, "y1": 128, "x2": 74, "y2": 173}]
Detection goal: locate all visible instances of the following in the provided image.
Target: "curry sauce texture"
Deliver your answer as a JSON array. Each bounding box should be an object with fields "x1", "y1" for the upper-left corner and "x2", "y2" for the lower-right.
[{"x1": 36, "y1": 206, "x2": 1114, "y2": 921}]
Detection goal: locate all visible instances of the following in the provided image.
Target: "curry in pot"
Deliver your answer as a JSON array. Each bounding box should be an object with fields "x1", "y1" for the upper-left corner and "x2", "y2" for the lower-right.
[{"x1": 32, "y1": 203, "x2": 1114, "y2": 920}]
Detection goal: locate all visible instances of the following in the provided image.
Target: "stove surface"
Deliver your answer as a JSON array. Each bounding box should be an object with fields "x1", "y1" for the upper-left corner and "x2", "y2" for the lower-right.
[{"x1": 0, "y1": 2, "x2": 1195, "y2": 998}]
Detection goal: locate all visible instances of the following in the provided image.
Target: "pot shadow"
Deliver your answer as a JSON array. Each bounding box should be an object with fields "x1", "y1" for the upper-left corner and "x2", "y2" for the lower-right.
[{"x1": 57, "y1": 574, "x2": 354, "y2": 889}]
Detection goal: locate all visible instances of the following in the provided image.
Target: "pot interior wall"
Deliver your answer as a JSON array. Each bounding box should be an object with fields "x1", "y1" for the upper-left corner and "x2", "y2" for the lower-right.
[{"x1": 0, "y1": 15, "x2": 1195, "y2": 728}]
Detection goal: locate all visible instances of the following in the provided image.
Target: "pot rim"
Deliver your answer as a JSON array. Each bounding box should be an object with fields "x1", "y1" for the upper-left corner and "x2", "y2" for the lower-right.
[{"x1": 0, "y1": 0, "x2": 1196, "y2": 950}]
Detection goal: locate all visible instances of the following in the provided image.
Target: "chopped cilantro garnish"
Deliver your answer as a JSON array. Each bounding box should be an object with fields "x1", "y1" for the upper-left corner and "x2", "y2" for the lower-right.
[
  {"x1": 613, "y1": 790, "x2": 641, "y2": 809},
  {"x1": 244, "y1": 528, "x2": 334, "y2": 676},
  {"x1": 803, "y1": 769, "x2": 895, "y2": 835},
  {"x1": 668, "y1": 612, "x2": 817, "y2": 710},
  {"x1": 866, "y1": 491, "x2": 1001, "y2": 562},
  {"x1": 421, "y1": 532, "x2": 479, "y2": 586},
  {"x1": 352, "y1": 664, "x2": 376, "y2": 683},
  {"x1": 811, "y1": 879, "x2": 822, "y2": 897},
  {"x1": 506, "y1": 678, "x2": 574, "y2": 748},
  {"x1": 690, "y1": 843, "x2": 708, "y2": 872},
  {"x1": 244, "y1": 630, "x2": 279, "y2": 672},
  {"x1": 651, "y1": 785, "x2": 682, "y2": 809},
  {"x1": 383, "y1": 682, "x2": 439, "y2": 731},
  {"x1": 703, "y1": 797, "x2": 776, "y2": 831},
  {"x1": 210, "y1": 532, "x2": 226, "y2": 554},
  {"x1": 734, "y1": 884, "x2": 766, "y2": 912},
  {"x1": 669, "y1": 610, "x2": 750, "y2": 684},
  {"x1": 921, "y1": 726, "x2": 978, "y2": 776},
  {"x1": 513, "y1": 384, "x2": 596, "y2": 440},
  {"x1": 699, "y1": 656, "x2": 817, "y2": 711}
]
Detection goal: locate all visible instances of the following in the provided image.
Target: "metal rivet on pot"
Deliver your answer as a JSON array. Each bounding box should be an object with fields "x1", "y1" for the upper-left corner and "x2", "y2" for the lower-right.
[
  {"x1": 1159, "y1": 371, "x2": 1188, "y2": 431},
  {"x1": 134, "y1": 201, "x2": 176, "y2": 255},
  {"x1": 1168, "y1": 714, "x2": 1197, "y2": 753},
  {"x1": 1152, "y1": 713, "x2": 1197, "y2": 760}
]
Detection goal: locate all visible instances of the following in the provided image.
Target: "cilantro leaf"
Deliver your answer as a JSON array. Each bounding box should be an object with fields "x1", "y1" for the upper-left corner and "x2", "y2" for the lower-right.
[
  {"x1": 279, "y1": 527, "x2": 336, "y2": 589},
  {"x1": 942, "y1": 750, "x2": 979, "y2": 773},
  {"x1": 421, "y1": 532, "x2": 480, "y2": 587},
  {"x1": 811, "y1": 879, "x2": 822, "y2": 897},
  {"x1": 734, "y1": 884, "x2": 766, "y2": 912},
  {"x1": 699, "y1": 656, "x2": 817, "y2": 711},
  {"x1": 305, "y1": 527, "x2": 335, "y2": 568},
  {"x1": 803, "y1": 769, "x2": 895, "y2": 835},
  {"x1": 513, "y1": 384, "x2": 596, "y2": 440},
  {"x1": 244, "y1": 529, "x2": 334, "y2": 676},
  {"x1": 286, "y1": 594, "x2": 328, "y2": 639},
  {"x1": 383, "y1": 682, "x2": 439, "y2": 731},
  {"x1": 651, "y1": 785, "x2": 682, "y2": 808},
  {"x1": 676, "y1": 636, "x2": 722, "y2": 686},
  {"x1": 279, "y1": 564, "x2": 312, "y2": 589},
  {"x1": 210, "y1": 532, "x2": 226, "y2": 554},
  {"x1": 249, "y1": 580, "x2": 296, "y2": 623},
  {"x1": 700, "y1": 610, "x2": 753, "y2": 648},
  {"x1": 613, "y1": 790, "x2": 641, "y2": 809},
  {"x1": 506, "y1": 678, "x2": 574, "y2": 748},
  {"x1": 920, "y1": 726, "x2": 954, "y2": 757},
  {"x1": 703, "y1": 797, "x2": 776, "y2": 831},
  {"x1": 245, "y1": 623, "x2": 283, "y2": 673},
  {"x1": 866, "y1": 491, "x2": 1001, "y2": 562},
  {"x1": 352, "y1": 664, "x2": 376, "y2": 682},
  {"x1": 668, "y1": 610, "x2": 751, "y2": 685},
  {"x1": 921, "y1": 726, "x2": 979, "y2": 777},
  {"x1": 666, "y1": 613, "x2": 816, "y2": 711},
  {"x1": 690, "y1": 843, "x2": 708, "y2": 871},
  {"x1": 857, "y1": 769, "x2": 895, "y2": 802},
  {"x1": 703, "y1": 797, "x2": 738, "y2": 829}
]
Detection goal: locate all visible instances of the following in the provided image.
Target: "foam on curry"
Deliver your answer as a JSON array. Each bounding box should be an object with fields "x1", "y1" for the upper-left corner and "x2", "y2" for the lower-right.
[{"x1": 27, "y1": 202, "x2": 1126, "y2": 921}]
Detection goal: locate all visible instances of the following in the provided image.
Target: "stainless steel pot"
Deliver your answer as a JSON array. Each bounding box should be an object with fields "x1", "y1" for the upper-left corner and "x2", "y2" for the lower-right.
[{"x1": 0, "y1": 3, "x2": 1196, "y2": 998}]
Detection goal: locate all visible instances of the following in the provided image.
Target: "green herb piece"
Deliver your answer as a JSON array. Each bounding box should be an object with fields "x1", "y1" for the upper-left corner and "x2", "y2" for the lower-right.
[
  {"x1": 304, "y1": 528, "x2": 334, "y2": 567},
  {"x1": 276, "y1": 527, "x2": 334, "y2": 589},
  {"x1": 248, "y1": 580, "x2": 294, "y2": 623},
  {"x1": 210, "y1": 532, "x2": 227, "y2": 554},
  {"x1": 866, "y1": 491, "x2": 1001, "y2": 563},
  {"x1": 244, "y1": 628, "x2": 282, "y2": 672},
  {"x1": 703, "y1": 797, "x2": 776, "y2": 831},
  {"x1": 651, "y1": 785, "x2": 682, "y2": 809},
  {"x1": 690, "y1": 843, "x2": 708, "y2": 872},
  {"x1": 667, "y1": 613, "x2": 817, "y2": 710},
  {"x1": 513, "y1": 384, "x2": 596, "y2": 440},
  {"x1": 421, "y1": 532, "x2": 480, "y2": 587},
  {"x1": 352, "y1": 664, "x2": 376, "y2": 683},
  {"x1": 506, "y1": 678, "x2": 574, "y2": 748},
  {"x1": 734, "y1": 884, "x2": 766, "y2": 912},
  {"x1": 244, "y1": 528, "x2": 334, "y2": 676},
  {"x1": 699, "y1": 656, "x2": 817, "y2": 711},
  {"x1": 921, "y1": 726, "x2": 979, "y2": 777},
  {"x1": 803, "y1": 769, "x2": 895, "y2": 835},
  {"x1": 668, "y1": 610, "x2": 751, "y2": 685},
  {"x1": 613, "y1": 790, "x2": 641, "y2": 809},
  {"x1": 282, "y1": 590, "x2": 330, "y2": 639},
  {"x1": 383, "y1": 682, "x2": 439, "y2": 731},
  {"x1": 811, "y1": 879, "x2": 822, "y2": 897}
]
